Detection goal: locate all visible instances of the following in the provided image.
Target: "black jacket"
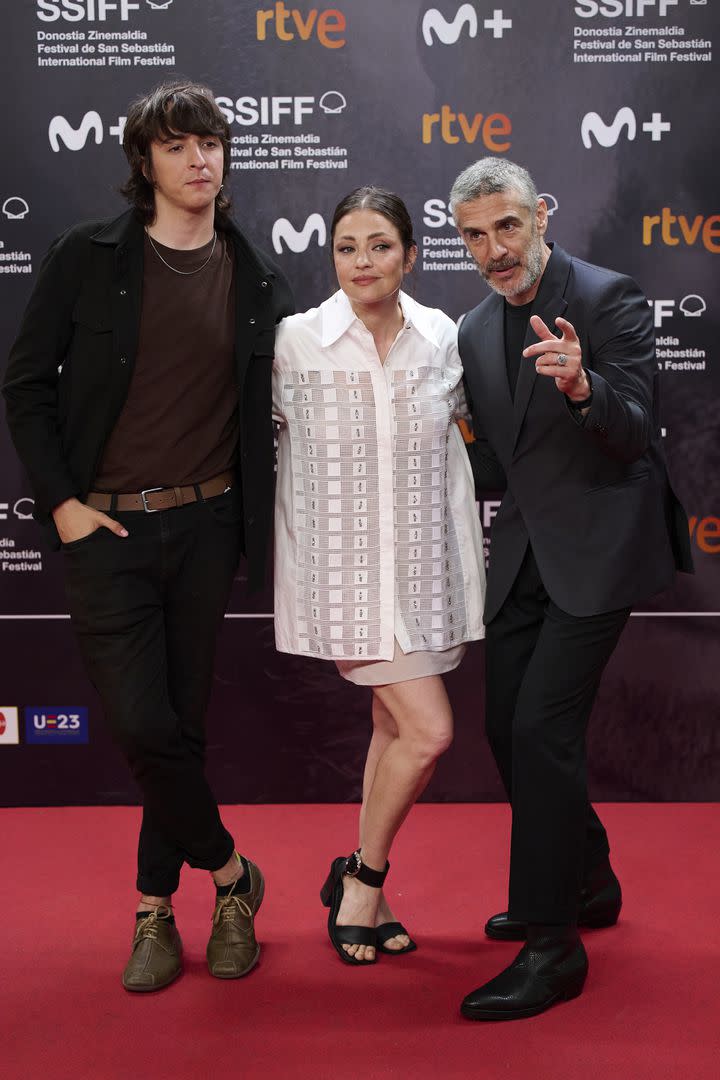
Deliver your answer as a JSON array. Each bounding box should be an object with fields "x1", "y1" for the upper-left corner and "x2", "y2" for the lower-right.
[
  {"x1": 460, "y1": 243, "x2": 692, "y2": 621},
  {"x1": 3, "y1": 208, "x2": 294, "y2": 589}
]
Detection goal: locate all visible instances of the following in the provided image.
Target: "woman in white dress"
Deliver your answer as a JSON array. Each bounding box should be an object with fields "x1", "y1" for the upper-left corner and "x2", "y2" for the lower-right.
[{"x1": 272, "y1": 188, "x2": 485, "y2": 965}]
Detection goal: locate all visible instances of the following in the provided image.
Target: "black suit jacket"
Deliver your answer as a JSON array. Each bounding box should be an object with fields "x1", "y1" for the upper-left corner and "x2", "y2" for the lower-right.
[
  {"x1": 3, "y1": 208, "x2": 294, "y2": 589},
  {"x1": 460, "y1": 244, "x2": 692, "y2": 621}
]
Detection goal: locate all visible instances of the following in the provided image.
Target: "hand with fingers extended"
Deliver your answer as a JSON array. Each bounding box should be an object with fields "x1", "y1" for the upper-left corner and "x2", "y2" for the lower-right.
[
  {"x1": 523, "y1": 314, "x2": 592, "y2": 404},
  {"x1": 52, "y1": 497, "x2": 129, "y2": 545}
]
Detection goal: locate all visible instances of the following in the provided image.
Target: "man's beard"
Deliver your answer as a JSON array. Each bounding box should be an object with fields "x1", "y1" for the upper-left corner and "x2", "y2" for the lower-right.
[{"x1": 479, "y1": 230, "x2": 545, "y2": 300}]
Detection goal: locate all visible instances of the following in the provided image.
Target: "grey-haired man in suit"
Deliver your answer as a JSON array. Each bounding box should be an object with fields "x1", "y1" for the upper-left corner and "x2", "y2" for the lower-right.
[{"x1": 451, "y1": 157, "x2": 692, "y2": 1021}]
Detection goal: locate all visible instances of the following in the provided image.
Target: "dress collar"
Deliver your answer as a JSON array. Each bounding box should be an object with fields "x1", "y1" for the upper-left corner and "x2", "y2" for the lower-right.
[{"x1": 320, "y1": 289, "x2": 441, "y2": 349}]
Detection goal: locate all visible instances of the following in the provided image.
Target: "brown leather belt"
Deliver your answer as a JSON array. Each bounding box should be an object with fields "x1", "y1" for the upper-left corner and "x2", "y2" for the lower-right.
[{"x1": 86, "y1": 470, "x2": 234, "y2": 513}]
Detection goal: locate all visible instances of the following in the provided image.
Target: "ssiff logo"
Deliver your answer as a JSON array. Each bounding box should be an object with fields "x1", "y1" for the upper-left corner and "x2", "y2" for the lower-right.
[
  {"x1": 422, "y1": 5, "x2": 512, "y2": 45},
  {"x1": 217, "y1": 95, "x2": 342, "y2": 126},
  {"x1": 648, "y1": 294, "x2": 706, "y2": 327},
  {"x1": 574, "y1": 1, "x2": 678, "y2": 17},
  {"x1": 37, "y1": 1, "x2": 141, "y2": 20},
  {"x1": 0, "y1": 708, "x2": 20, "y2": 745},
  {"x1": 24, "y1": 707, "x2": 89, "y2": 744}
]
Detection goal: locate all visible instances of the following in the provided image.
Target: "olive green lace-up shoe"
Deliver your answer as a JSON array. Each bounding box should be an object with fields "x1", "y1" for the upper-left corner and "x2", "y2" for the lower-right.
[
  {"x1": 122, "y1": 906, "x2": 182, "y2": 992},
  {"x1": 207, "y1": 859, "x2": 265, "y2": 979}
]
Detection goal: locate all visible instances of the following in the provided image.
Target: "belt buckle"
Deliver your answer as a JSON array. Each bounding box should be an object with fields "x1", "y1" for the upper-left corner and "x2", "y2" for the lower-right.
[{"x1": 140, "y1": 486, "x2": 164, "y2": 513}]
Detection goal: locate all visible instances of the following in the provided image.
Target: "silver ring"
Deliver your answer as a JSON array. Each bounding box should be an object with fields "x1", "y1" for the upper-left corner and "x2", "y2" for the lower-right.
[{"x1": 556, "y1": 353, "x2": 568, "y2": 367}]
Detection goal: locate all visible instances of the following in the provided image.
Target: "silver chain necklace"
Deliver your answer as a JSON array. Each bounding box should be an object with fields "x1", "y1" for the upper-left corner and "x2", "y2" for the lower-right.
[{"x1": 146, "y1": 229, "x2": 217, "y2": 275}]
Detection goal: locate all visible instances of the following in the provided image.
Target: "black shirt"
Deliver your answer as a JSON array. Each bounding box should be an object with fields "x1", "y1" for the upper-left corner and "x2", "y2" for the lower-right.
[{"x1": 503, "y1": 298, "x2": 534, "y2": 400}]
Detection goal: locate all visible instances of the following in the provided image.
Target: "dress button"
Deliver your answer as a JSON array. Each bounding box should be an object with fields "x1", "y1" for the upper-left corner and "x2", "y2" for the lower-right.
[
  {"x1": 120, "y1": 289, "x2": 127, "y2": 296},
  {"x1": 120, "y1": 357, "x2": 127, "y2": 365},
  {"x1": 249, "y1": 317, "x2": 256, "y2": 325},
  {"x1": 260, "y1": 281, "x2": 268, "y2": 288}
]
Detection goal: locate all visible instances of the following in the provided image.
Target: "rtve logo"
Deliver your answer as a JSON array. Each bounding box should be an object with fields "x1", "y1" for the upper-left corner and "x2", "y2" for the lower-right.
[
  {"x1": 37, "y1": 0, "x2": 141, "y2": 20},
  {"x1": 574, "y1": 1, "x2": 678, "y2": 16},
  {"x1": 688, "y1": 515, "x2": 720, "y2": 555},
  {"x1": 643, "y1": 210, "x2": 720, "y2": 253},
  {"x1": 256, "y1": 3, "x2": 346, "y2": 48},
  {"x1": 48, "y1": 110, "x2": 125, "y2": 151},
  {"x1": 422, "y1": 107, "x2": 511, "y2": 146},
  {"x1": 272, "y1": 213, "x2": 326, "y2": 254},
  {"x1": 422, "y1": 4, "x2": 512, "y2": 45},
  {"x1": 581, "y1": 107, "x2": 670, "y2": 148}
]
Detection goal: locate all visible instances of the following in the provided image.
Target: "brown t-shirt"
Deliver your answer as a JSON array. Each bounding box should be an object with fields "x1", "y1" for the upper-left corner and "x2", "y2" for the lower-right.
[{"x1": 94, "y1": 230, "x2": 237, "y2": 491}]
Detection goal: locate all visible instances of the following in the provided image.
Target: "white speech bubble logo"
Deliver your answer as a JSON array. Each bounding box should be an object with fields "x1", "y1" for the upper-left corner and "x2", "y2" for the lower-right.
[
  {"x1": 538, "y1": 193, "x2": 558, "y2": 216},
  {"x1": 679, "y1": 295, "x2": 706, "y2": 317},
  {"x1": 2, "y1": 197, "x2": 30, "y2": 219},
  {"x1": 319, "y1": 91, "x2": 347, "y2": 115},
  {"x1": 13, "y1": 498, "x2": 35, "y2": 520}
]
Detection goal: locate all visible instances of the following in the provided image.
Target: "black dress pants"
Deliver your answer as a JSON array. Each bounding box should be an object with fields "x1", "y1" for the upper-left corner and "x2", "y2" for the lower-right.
[
  {"x1": 62, "y1": 491, "x2": 242, "y2": 896},
  {"x1": 485, "y1": 546, "x2": 630, "y2": 925}
]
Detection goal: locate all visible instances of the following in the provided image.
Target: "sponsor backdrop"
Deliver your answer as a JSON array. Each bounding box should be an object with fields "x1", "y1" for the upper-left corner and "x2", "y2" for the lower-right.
[{"x1": 1, "y1": 0, "x2": 718, "y2": 805}]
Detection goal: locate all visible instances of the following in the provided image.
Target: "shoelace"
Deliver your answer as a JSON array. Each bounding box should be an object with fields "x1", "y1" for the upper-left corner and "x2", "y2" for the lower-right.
[
  {"x1": 135, "y1": 905, "x2": 173, "y2": 941},
  {"x1": 213, "y1": 894, "x2": 253, "y2": 927}
]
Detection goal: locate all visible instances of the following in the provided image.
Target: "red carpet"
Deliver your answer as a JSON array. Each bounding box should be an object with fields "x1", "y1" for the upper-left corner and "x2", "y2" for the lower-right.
[{"x1": 2, "y1": 804, "x2": 718, "y2": 1080}]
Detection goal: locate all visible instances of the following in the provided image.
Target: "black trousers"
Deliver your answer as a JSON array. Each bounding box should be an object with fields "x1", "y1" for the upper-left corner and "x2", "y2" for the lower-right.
[
  {"x1": 62, "y1": 490, "x2": 243, "y2": 896},
  {"x1": 485, "y1": 546, "x2": 630, "y2": 925}
]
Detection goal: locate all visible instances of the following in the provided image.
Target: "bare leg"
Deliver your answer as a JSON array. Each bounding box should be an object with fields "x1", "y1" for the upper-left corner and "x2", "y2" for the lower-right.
[
  {"x1": 358, "y1": 694, "x2": 398, "y2": 843},
  {"x1": 137, "y1": 894, "x2": 172, "y2": 914},
  {"x1": 337, "y1": 674, "x2": 453, "y2": 960},
  {"x1": 358, "y1": 696, "x2": 411, "y2": 952},
  {"x1": 211, "y1": 850, "x2": 245, "y2": 887}
]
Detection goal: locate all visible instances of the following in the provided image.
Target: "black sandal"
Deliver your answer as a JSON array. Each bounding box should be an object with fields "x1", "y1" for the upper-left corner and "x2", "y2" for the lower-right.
[
  {"x1": 375, "y1": 921, "x2": 418, "y2": 955},
  {"x1": 320, "y1": 850, "x2": 389, "y2": 966}
]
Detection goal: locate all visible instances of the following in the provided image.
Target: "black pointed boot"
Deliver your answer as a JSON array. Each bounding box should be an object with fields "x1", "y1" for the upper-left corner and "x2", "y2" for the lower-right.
[{"x1": 461, "y1": 925, "x2": 588, "y2": 1021}]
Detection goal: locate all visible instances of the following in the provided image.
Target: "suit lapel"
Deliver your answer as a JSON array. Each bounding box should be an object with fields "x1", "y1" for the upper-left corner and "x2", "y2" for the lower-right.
[
  {"x1": 479, "y1": 297, "x2": 516, "y2": 464},
  {"x1": 481, "y1": 297, "x2": 512, "y2": 411}
]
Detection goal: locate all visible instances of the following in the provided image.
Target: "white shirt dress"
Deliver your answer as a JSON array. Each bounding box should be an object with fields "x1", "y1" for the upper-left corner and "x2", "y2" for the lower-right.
[{"x1": 272, "y1": 289, "x2": 486, "y2": 683}]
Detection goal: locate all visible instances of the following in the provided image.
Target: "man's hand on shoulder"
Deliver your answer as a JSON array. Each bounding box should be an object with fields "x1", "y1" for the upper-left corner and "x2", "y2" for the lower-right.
[
  {"x1": 52, "y1": 497, "x2": 129, "y2": 545},
  {"x1": 523, "y1": 315, "x2": 592, "y2": 406}
]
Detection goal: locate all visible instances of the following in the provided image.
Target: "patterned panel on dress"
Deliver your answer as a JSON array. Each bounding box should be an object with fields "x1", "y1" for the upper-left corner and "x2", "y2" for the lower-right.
[
  {"x1": 283, "y1": 369, "x2": 382, "y2": 658},
  {"x1": 392, "y1": 366, "x2": 467, "y2": 650}
]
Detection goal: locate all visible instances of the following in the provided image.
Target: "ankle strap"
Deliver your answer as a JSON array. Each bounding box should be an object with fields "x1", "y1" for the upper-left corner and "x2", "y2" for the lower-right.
[{"x1": 343, "y1": 849, "x2": 389, "y2": 888}]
